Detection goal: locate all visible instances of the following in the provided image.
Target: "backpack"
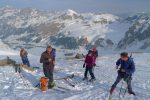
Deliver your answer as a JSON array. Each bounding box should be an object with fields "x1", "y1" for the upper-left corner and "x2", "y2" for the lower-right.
[
  {"x1": 52, "y1": 48, "x2": 56, "y2": 59},
  {"x1": 40, "y1": 77, "x2": 49, "y2": 92}
]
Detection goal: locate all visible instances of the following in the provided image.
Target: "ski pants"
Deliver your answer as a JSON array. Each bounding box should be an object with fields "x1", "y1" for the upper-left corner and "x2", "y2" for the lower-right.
[
  {"x1": 84, "y1": 66, "x2": 95, "y2": 79},
  {"x1": 111, "y1": 71, "x2": 132, "y2": 92},
  {"x1": 22, "y1": 57, "x2": 30, "y2": 67},
  {"x1": 43, "y1": 66, "x2": 54, "y2": 83}
]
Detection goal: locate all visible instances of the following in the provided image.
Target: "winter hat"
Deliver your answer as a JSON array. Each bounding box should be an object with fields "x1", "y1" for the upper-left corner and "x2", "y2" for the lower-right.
[
  {"x1": 47, "y1": 45, "x2": 52, "y2": 49},
  {"x1": 88, "y1": 50, "x2": 93, "y2": 54},
  {"x1": 93, "y1": 47, "x2": 97, "y2": 52},
  {"x1": 120, "y1": 52, "x2": 128, "y2": 57}
]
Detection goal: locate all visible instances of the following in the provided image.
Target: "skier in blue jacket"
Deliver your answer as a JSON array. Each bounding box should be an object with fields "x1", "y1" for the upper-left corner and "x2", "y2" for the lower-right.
[{"x1": 110, "y1": 52, "x2": 135, "y2": 95}]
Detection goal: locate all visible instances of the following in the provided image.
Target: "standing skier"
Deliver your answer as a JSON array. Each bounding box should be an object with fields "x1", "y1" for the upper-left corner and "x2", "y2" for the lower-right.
[
  {"x1": 20, "y1": 48, "x2": 30, "y2": 67},
  {"x1": 40, "y1": 45, "x2": 56, "y2": 88},
  {"x1": 83, "y1": 50, "x2": 96, "y2": 81},
  {"x1": 110, "y1": 52, "x2": 135, "y2": 95},
  {"x1": 92, "y1": 47, "x2": 98, "y2": 66}
]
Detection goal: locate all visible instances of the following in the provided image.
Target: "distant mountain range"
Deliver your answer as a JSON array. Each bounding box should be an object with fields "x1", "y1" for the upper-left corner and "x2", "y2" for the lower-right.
[{"x1": 0, "y1": 6, "x2": 149, "y2": 51}]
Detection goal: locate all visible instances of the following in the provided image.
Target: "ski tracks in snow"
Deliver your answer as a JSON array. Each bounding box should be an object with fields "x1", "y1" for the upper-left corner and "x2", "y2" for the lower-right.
[{"x1": 0, "y1": 53, "x2": 150, "y2": 100}]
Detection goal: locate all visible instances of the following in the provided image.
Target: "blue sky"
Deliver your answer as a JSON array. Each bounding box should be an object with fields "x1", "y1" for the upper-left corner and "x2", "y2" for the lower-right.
[{"x1": 0, "y1": 0, "x2": 149, "y2": 13}]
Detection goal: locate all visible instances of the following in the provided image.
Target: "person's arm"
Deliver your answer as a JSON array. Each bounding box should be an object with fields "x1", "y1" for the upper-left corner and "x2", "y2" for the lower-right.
[
  {"x1": 83, "y1": 55, "x2": 87, "y2": 68},
  {"x1": 20, "y1": 51, "x2": 22, "y2": 57},
  {"x1": 116, "y1": 59, "x2": 121, "y2": 69},
  {"x1": 52, "y1": 48, "x2": 56, "y2": 61},
  {"x1": 84, "y1": 55, "x2": 88, "y2": 65},
  {"x1": 96, "y1": 51, "x2": 98, "y2": 58},
  {"x1": 52, "y1": 57, "x2": 55, "y2": 65},
  {"x1": 40, "y1": 53, "x2": 49, "y2": 63}
]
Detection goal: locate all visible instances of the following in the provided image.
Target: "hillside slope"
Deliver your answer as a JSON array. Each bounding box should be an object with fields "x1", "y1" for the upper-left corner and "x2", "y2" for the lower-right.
[{"x1": 0, "y1": 50, "x2": 150, "y2": 100}]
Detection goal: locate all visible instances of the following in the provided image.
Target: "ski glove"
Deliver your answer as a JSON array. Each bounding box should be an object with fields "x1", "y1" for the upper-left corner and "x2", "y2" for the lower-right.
[
  {"x1": 126, "y1": 69, "x2": 133, "y2": 76},
  {"x1": 83, "y1": 63, "x2": 85, "y2": 68},
  {"x1": 116, "y1": 66, "x2": 119, "y2": 69}
]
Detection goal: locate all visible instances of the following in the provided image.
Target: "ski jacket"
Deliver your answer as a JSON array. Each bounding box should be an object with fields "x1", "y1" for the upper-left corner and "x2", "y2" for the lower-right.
[
  {"x1": 85, "y1": 55, "x2": 94, "y2": 67},
  {"x1": 116, "y1": 57, "x2": 135, "y2": 75},
  {"x1": 40, "y1": 50, "x2": 55, "y2": 68}
]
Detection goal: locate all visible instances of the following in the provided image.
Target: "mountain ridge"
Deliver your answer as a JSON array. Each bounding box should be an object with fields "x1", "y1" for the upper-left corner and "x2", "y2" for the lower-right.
[{"x1": 0, "y1": 7, "x2": 149, "y2": 51}]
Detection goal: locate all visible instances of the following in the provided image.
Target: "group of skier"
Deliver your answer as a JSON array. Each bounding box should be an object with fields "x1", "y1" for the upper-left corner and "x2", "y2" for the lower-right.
[
  {"x1": 20, "y1": 46, "x2": 56, "y2": 88},
  {"x1": 83, "y1": 49, "x2": 135, "y2": 96},
  {"x1": 19, "y1": 46, "x2": 136, "y2": 96}
]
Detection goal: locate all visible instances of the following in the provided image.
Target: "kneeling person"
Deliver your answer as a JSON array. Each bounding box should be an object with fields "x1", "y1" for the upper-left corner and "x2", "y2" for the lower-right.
[{"x1": 20, "y1": 48, "x2": 30, "y2": 67}]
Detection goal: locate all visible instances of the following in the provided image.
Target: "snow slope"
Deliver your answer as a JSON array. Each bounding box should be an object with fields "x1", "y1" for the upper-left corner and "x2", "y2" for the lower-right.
[{"x1": 0, "y1": 49, "x2": 150, "y2": 100}]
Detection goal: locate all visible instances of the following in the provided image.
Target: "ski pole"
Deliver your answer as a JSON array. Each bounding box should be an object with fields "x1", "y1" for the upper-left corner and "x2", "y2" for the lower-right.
[
  {"x1": 122, "y1": 76, "x2": 130, "y2": 98},
  {"x1": 18, "y1": 70, "x2": 30, "y2": 89},
  {"x1": 64, "y1": 78, "x2": 75, "y2": 87},
  {"x1": 122, "y1": 83, "x2": 128, "y2": 98},
  {"x1": 119, "y1": 80, "x2": 124, "y2": 99}
]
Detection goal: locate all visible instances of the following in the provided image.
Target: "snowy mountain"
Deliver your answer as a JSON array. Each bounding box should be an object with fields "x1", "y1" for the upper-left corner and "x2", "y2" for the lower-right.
[
  {"x1": 0, "y1": 6, "x2": 150, "y2": 51},
  {"x1": 117, "y1": 13, "x2": 150, "y2": 51},
  {"x1": 0, "y1": 7, "x2": 150, "y2": 100}
]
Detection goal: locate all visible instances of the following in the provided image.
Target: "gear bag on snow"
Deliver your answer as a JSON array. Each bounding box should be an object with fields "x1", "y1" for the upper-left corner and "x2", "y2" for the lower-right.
[{"x1": 40, "y1": 77, "x2": 49, "y2": 92}]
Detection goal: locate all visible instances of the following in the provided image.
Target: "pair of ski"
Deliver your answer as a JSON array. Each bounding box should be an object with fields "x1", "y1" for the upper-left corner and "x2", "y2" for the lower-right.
[
  {"x1": 108, "y1": 83, "x2": 135, "y2": 100},
  {"x1": 82, "y1": 78, "x2": 96, "y2": 85},
  {"x1": 52, "y1": 86, "x2": 71, "y2": 93},
  {"x1": 108, "y1": 92, "x2": 135, "y2": 100},
  {"x1": 52, "y1": 74, "x2": 76, "y2": 93},
  {"x1": 35, "y1": 84, "x2": 71, "y2": 93},
  {"x1": 35, "y1": 82, "x2": 71, "y2": 93},
  {"x1": 108, "y1": 90, "x2": 127, "y2": 100},
  {"x1": 34, "y1": 74, "x2": 75, "y2": 93},
  {"x1": 55, "y1": 74, "x2": 75, "y2": 87}
]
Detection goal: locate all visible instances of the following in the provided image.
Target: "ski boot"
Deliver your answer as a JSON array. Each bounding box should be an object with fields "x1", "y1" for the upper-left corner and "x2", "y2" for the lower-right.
[
  {"x1": 48, "y1": 81, "x2": 56, "y2": 89},
  {"x1": 128, "y1": 90, "x2": 136, "y2": 96},
  {"x1": 110, "y1": 87, "x2": 115, "y2": 95},
  {"x1": 83, "y1": 77, "x2": 88, "y2": 80},
  {"x1": 89, "y1": 78, "x2": 96, "y2": 82}
]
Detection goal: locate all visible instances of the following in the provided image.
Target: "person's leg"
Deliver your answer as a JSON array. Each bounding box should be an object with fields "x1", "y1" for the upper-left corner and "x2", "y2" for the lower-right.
[
  {"x1": 43, "y1": 67, "x2": 49, "y2": 78},
  {"x1": 15, "y1": 66, "x2": 18, "y2": 73},
  {"x1": 110, "y1": 75, "x2": 122, "y2": 94},
  {"x1": 48, "y1": 65, "x2": 55, "y2": 88},
  {"x1": 89, "y1": 67, "x2": 95, "y2": 79},
  {"x1": 84, "y1": 67, "x2": 88, "y2": 78},
  {"x1": 48, "y1": 65, "x2": 54, "y2": 83},
  {"x1": 125, "y1": 77, "x2": 135, "y2": 95},
  {"x1": 127, "y1": 78, "x2": 132, "y2": 91},
  {"x1": 112, "y1": 75, "x2": 122, "y2": 88}
]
